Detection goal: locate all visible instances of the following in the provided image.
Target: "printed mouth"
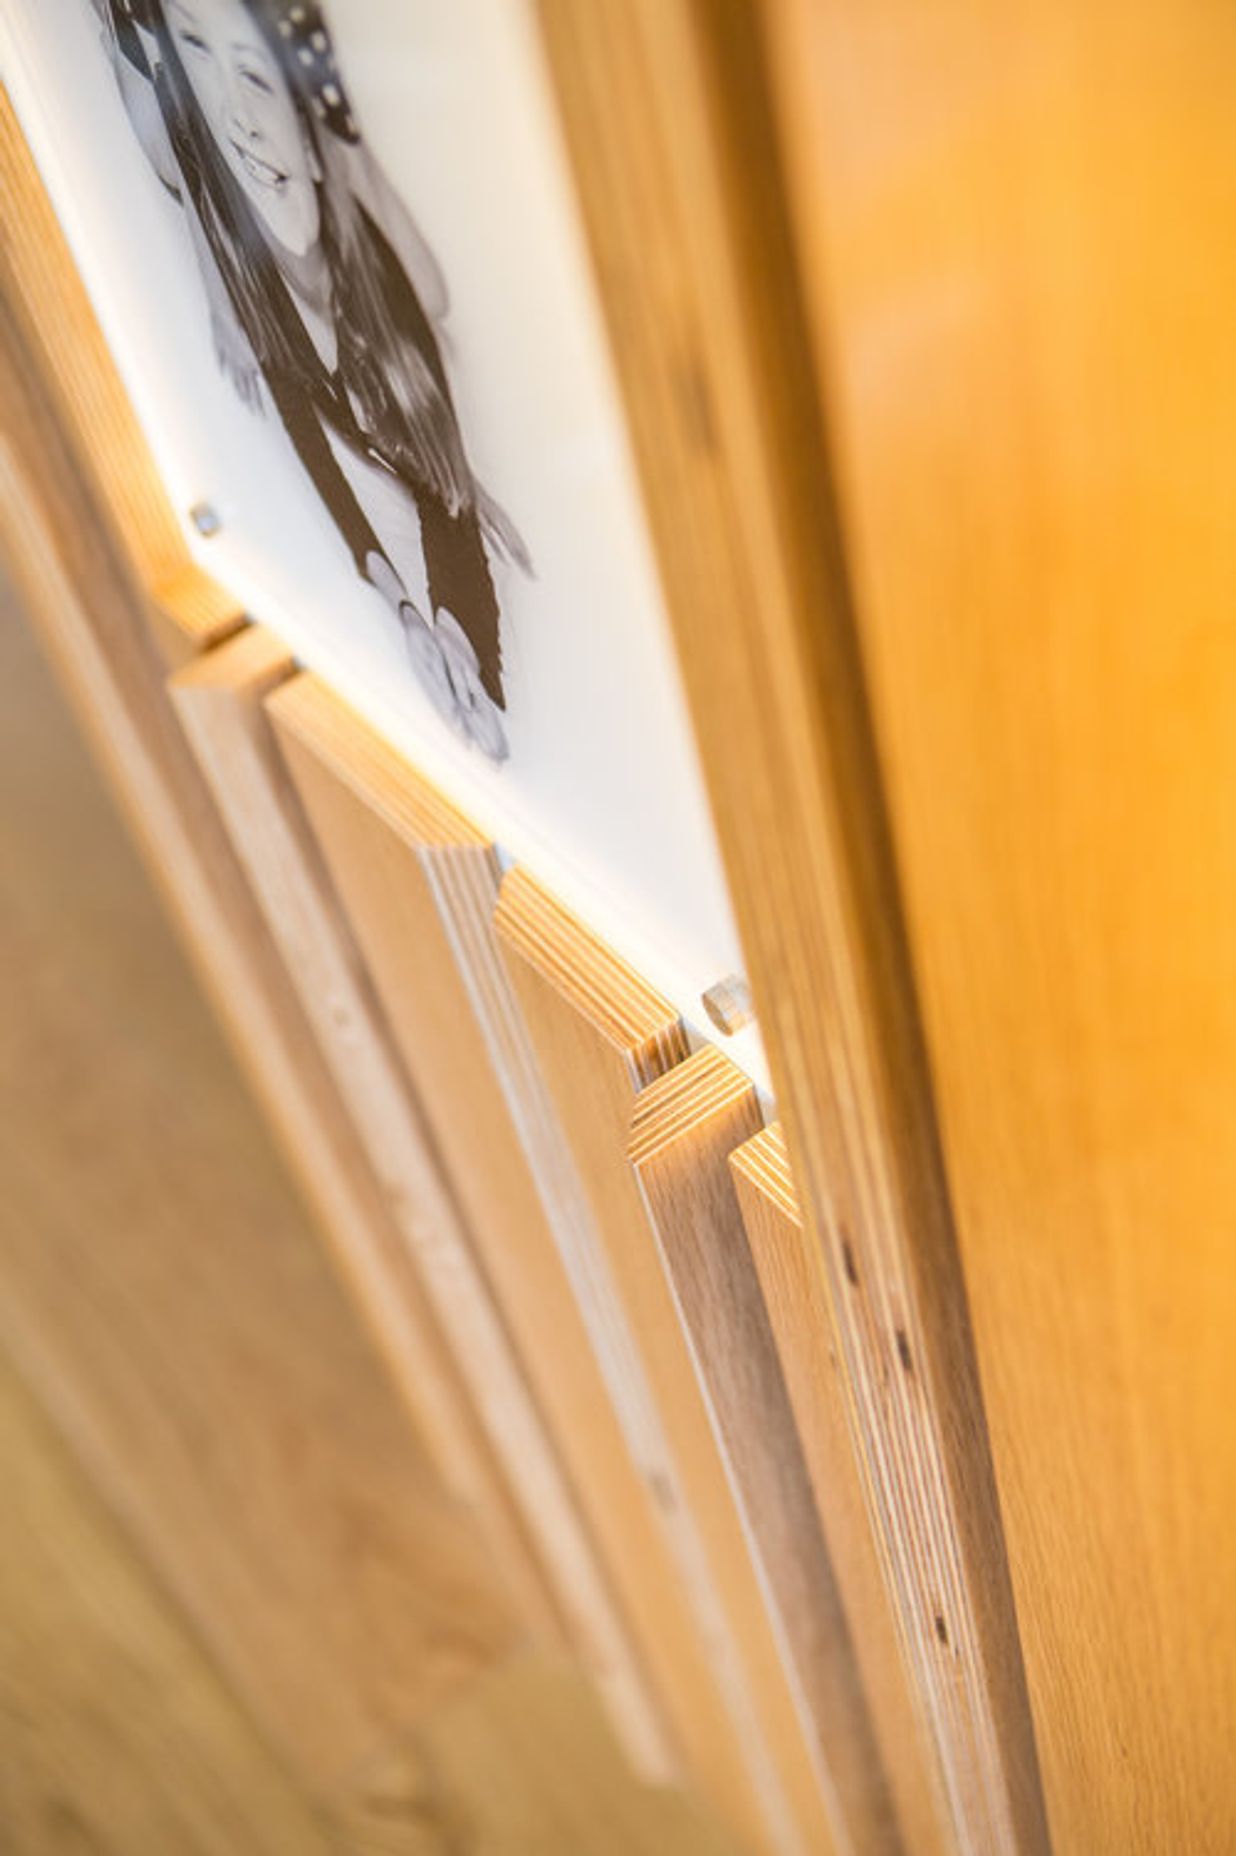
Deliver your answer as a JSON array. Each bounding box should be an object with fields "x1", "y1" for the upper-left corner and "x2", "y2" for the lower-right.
[{"x1": 230, "y1": 142, "x2": 288, "y2": 191}]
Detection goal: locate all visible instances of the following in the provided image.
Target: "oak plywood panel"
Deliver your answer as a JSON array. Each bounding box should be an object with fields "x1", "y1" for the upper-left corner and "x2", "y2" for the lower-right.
[
  {"x1": 536, "y1": 9, "x2": 1046, "y2": 1854},
  {"x1": 497, "y1": 867, "x2": 838, "y2": 1856},
  {"x1": 170, "y1": 627, "x2": 664, "y2": 1730},
  {"x1": 731, "y1": 1125, "x2": 951, "y2": 1856},
  {"x1": 760, "y1": 2, "x2": 1236, "y2": 1849},
  {"x1": 631, "y1": 1046, "x2": 899, "y2": 1855},
  {"x1": 267, "y1": 670, "x2": 678, "y2": 1782}
]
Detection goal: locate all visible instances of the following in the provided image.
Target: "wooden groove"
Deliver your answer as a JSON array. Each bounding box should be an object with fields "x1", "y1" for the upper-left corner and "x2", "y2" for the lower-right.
[
  {"x1": 498, "y1": 868, "x2": 841, "y2": 1856},
  {"x1": 267, "y1": 669, "x2": 688, "y2": 1783},
  {"x1": 535, "y1": 5, "x2": 1047, "y2": 1853},
  {"x1": 631, "y1": 1044, "x2": 903, "y2": 1856}
]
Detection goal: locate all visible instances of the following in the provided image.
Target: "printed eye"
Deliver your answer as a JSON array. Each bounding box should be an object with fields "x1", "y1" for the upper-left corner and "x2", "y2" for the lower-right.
[
  {"x1": 177, "y1": 30, "x2": 209, "y2": 56},
  {"x1": 238, "y1": 65, "x2": 275, "y2": 97}
]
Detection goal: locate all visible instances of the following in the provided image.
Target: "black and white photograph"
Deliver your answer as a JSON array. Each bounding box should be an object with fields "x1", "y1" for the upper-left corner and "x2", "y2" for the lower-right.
[{"x1": 0, "y1": 0, "x2": 750, "y2": 1047}]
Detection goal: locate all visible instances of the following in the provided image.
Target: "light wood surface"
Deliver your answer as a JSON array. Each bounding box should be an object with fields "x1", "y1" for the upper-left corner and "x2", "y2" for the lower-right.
[
  {"x1": 149, "y1": 560, "x2": 246, "y2": 669},
  {"x1": 0, "y1": 593, "x2": 520, "y2": 1799},
  {"x1": 498, "y1": 868, "x2": 834, "y2": 1856},
  {"x1": 631, "y1": 1045, "x2": 899, "y2": 1855},
  {"x1": 731, "y1": 1125, "x2": 951, "y2": 1856},
  {"x1": 0, "y1": 1350, "x2": 336, "y2": 1856},
  {"x1": 170, "y1": 627, "x2": 656, "y2": 1714},
  {"x1": 267, "y1": 669, "x2": 677, "y2": 1781},
  {"x1": 0, "y1": 591, "x2": 740, "y2": 1855},
  {"x1": 536, "y1": 7, "x2": 1043, "y2": 1852},
  {"x1": 759, "y1": 3, "x2": 1236, "y2": 1849}
]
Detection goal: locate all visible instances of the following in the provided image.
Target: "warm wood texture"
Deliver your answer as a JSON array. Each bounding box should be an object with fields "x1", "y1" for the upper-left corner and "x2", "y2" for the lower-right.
[
  {"x1": 535, "y1": 8, "x2": 1047, "y2": 1855},
  {"x1": 758, "y1": 4, "x2": 1236, "y2": 1850},
  {"x1": 169, "y1": 627, "x2": 668, "y2": 1741},
  {"x1": 149, "y1": 560, "x2": 246, "y2": 669},
  {"x1": 0, "y1": 588, "x2": 521, "y2": 1803},
  {"x1": 630, "y1": 1045, "x2": 900, "y2": 1855},
  {"x1": 267, "y1": 669, "x2": 680, "y2": 1782},
  {"x1": 0, "y1": 1350, "x2": 336, "y2": 1856},
  {"x1": 731, "y1": 1126, "x2": 951, "y2": 1856},
  {"x1": 497, "y1": 867, "x2": 835, "y2": 1856}
]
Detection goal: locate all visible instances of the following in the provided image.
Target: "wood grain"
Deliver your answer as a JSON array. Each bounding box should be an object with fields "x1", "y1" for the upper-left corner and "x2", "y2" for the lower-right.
[
  {"x1": 630, "y1": 1045, "x2": 900, "y2": 1855},
  {"x1": 731, "y1": 1125, "x2": 951, "y2": 1856},
  {"x1": 535, "y1": 8, "x2": 1047, "y2": 1852},
  {"x1": 267, "y1": 669, "x2": 678, "y2": 1782},
  {"x1": 170, "y1": 627, "x2": 664, "y2": 1720},
  {"x1": 498, "y1": 866, "x2": 835, "y2": 1856},
  {"x1": 0, "y1": 1350, "x2": 335, "y2": 1856},
  {"x1": 759, "y1": 3, "x2": 1236, "y2": 1848}
]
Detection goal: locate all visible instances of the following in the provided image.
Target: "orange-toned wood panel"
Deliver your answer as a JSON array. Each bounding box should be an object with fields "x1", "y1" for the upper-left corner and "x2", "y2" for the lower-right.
[
  {"x1": 762, "y1": 2, "x2": 1236, "y2": 1849},
  {"x1": 536, "y1": 9, "x2": 1046, "y2": 1852}
]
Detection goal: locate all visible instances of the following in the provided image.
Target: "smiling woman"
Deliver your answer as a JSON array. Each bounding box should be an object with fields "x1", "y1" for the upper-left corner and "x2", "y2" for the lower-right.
[{"x1": 92, "y1": 0, "x2": 531, "y2": 761}]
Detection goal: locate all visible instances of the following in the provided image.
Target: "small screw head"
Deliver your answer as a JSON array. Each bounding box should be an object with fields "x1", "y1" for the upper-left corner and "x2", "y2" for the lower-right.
[
  {"x1": 701, "y1": 973, "x2": 755, "y2": 1037},
  {"x1": 189, "y1": 501, "x2": 222, "y2": 538}
]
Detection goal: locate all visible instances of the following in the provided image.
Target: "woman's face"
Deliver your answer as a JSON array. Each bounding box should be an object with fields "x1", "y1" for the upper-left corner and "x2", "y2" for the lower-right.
[{"x1": 165, "y1": 0, "x2": 321, "y2": 255}]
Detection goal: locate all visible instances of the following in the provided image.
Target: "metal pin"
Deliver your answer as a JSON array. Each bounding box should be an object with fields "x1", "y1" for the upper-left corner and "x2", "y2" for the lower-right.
[{"x1": 189, "y1": 501, "x2": 222, "y2": 538}]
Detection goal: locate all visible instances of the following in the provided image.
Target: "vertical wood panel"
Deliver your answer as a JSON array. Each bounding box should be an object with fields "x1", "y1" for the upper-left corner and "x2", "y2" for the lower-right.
[
  {"x1": 169, "y1": 627, "x2": 677, "y2": 1753},
  {"x1": 731, "y1": 1124, "x2": 952, "y2": 1856},
  {"x1": 759, "y1": 2, "x2": 1236, "y2": 1848},
  {"x1": 631, "y1": 1045, "x2": 900, "y2": 1854},
  {"x1": 535, "y1": 7, "x2": 1045, "y2": 1852},
  {"x1": 267, "y1": 670, "x2": 676, "y2": 1782},
  {"x1": 497, "y1": 867, "x2": 838, "y2": 1856}
]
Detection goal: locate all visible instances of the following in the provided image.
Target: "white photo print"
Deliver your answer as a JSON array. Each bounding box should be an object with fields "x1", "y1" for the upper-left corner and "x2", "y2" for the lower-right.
[
  {"x1": 92, "y1": 0, "x2": 529, "y2": 761},
  {"x1": 4, "y1": 0, "x2": 756, "y2": 1076}
]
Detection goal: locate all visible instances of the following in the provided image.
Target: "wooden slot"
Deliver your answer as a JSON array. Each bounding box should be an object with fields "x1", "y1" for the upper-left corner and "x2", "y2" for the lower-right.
[
  {"x1": 631, "y1": 1044, "x2": 903, "y2": 1855},
  {"x1": 535, "y1": 7, "x2": 1049, "y2": 1851},
  {"x1": 732, "y1": 1124, "x2": 954, "y2": 1856},
  {"x1": 497, "y1": 864, "x2": 835, "y2": 1856},
  {"x1": 266, "y1": 670, "x2": 679, "y2": 1782}
]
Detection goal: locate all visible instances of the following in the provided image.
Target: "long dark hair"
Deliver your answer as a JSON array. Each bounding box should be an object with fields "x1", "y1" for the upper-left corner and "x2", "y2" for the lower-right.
[{"x1": 149, "y1": 0, "x2": 473, "y2": 512}]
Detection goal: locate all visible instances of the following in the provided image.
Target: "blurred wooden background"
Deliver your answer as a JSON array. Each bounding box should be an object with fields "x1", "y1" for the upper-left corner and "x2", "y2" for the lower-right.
[{"x1": 0, "y1": 572, "x2": 736, "y2": 1855}]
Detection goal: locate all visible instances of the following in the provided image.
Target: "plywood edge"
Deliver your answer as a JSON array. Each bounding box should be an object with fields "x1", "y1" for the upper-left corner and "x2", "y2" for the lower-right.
[
  {"x1": 494, "y1": 866, "x2": 688, "y2": 1085},
  {"x1": 730, "y1": 1121, "x2": 799, "y2": 1222},
  {"x1": 169, "y1": 621, "x2": 293, "y2": 699},
  {"x1": 151, "y1": 562, "x2": 247, "y2": 653},
  {"x1": 628, "y1": 1043, "x2": 754, "y2": 1167},
  {"x1": 266, "y1": 674, "x2": 490, "y2": 856}
]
